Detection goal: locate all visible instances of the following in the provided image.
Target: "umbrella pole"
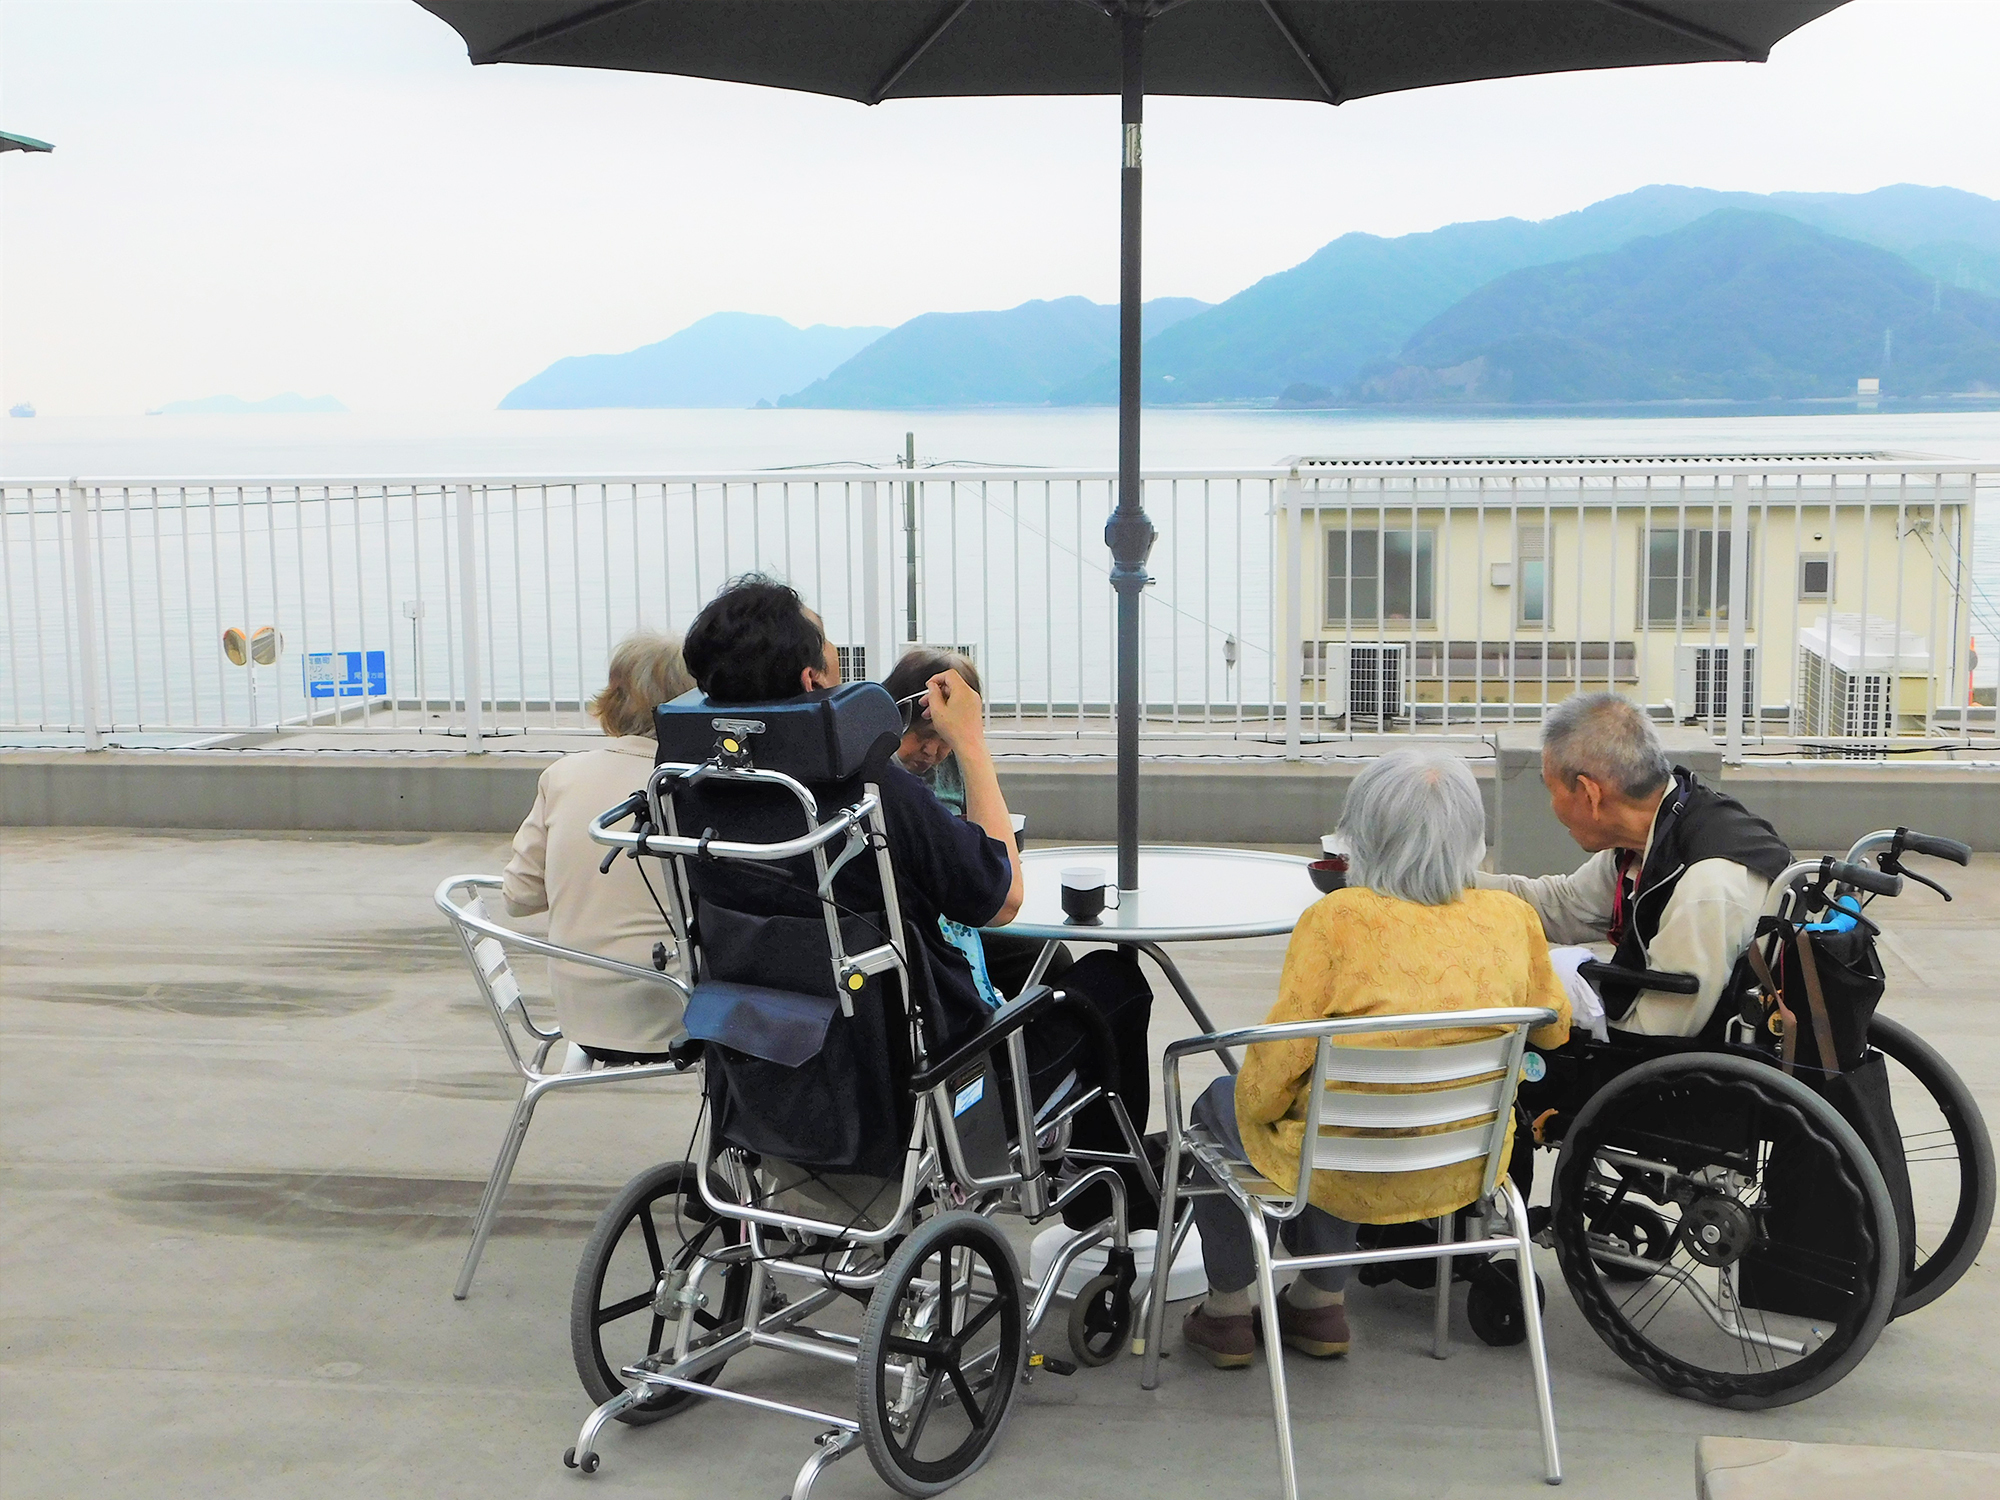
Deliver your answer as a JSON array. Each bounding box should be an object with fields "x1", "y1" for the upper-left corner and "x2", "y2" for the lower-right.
[{"x1": 1106, "y1": 1, "x2": 1156, "y2": 892}]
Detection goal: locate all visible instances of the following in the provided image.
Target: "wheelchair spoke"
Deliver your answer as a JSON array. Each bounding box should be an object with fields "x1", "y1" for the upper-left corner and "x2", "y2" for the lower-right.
[
  {"x1": 944, "y1": 1359, "x2": 983, "y2": 1426},
  {"x1": 596, "y1": 1289, "x2": 656, "y2": 1327},
  {"x1": 638, "y1": 1206, "x2": 666, "y2": 1280},
  {"x1": 952, "y1": 1295, "x2": 1003, "y2": 1348},
  {"x1": 900, "y1": 1366, "x2": 947, "y2": 1454},
  {"x1": 648, "y1": 1312, "x2": 666, "y2": 1357}
]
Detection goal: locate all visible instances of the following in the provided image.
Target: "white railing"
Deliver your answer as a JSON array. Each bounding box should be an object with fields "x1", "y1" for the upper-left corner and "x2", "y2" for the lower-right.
[{"x1": 3, "y1": 456, "x2": 1995, "y2": 761}]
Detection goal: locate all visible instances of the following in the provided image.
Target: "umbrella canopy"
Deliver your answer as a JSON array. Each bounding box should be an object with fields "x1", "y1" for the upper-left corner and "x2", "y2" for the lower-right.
[
  {"x1": 417, "y1": 0, "x2": 1848, "y2": 887},
  {"x1": 418, "y1": 2, "x2": 1845, "y2": 101},
  {"x1": 0, "y1": 130, "x2": 55, "y2": 153}
]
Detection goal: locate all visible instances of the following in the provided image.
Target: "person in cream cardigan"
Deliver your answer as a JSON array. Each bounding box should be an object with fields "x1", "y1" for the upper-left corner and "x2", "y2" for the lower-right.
[
  {"x1": 1182, "y1": 749, "x2": 1571, "y2": 1370},
  {"x1": 503, "y1": 632, "x2": 692, "y2": 1064}
]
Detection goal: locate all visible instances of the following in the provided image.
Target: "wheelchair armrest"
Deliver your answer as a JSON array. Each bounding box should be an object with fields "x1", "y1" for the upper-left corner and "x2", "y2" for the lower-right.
[
  {"x1": 1577, "y1": 959, "x2": 1700, "y2": 996},
  {"x1": 910, "y1": 983, "x2": 1064, "y2": 1093}
]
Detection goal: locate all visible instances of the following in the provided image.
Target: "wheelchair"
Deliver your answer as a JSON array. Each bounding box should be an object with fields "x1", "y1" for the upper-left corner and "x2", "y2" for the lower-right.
[
  {"x1": 1487, "y1": 827, "x2": 1994, "y2": 1410},
  {"x1": 560, "y1": 682, "x2": 1159, "y2": 1495}
]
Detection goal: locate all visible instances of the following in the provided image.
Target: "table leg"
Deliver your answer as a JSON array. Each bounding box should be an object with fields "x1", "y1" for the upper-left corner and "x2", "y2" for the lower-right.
[
  {"x1": 1023, "y1": 940, "x2": 1058, "y2": 994},
  {"x1": 1134, "y1": 940, "x2": 1237, "y2": 1074}
]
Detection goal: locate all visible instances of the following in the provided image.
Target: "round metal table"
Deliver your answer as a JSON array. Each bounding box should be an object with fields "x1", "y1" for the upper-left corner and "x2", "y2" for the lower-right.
[{"x1": 986, "y1": 844, "x2": 1317, "y2": 1068}]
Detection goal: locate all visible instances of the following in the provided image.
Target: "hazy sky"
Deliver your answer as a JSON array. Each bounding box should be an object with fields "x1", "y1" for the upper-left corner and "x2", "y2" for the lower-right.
[{"x1": 4, "y1": 0, "x2": 1998, "y2": 416}]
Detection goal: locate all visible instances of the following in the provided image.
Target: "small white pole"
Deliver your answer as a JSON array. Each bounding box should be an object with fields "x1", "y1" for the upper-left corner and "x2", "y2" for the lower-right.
[
  {"x1": 859, "y1": 481, "x2": 884, "y2": 681},
  {"x1": 1283, "y1": 470, "x2": 1304, "y2": 762},
  {"x1": 67, "y1": 483, "x2": 104, "y2": 751},
  {"x1": 455, "y1": 484, "x2": 484, "y2": 754},
  {"x1": 1724, "y1": 471, "x2": 1751, "y2": 765}
]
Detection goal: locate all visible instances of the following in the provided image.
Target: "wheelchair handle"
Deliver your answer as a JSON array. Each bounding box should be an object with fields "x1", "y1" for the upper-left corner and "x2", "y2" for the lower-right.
[
  {"x1": 1897, "y1": 829, "x2": 1972, "y2": 867},
  {"x1": 1576, "y1": 959, "x2": 1700, "y2": 996},
  {"x1": 1824, "y1": 859, "x2": 1902, "y2": 898}
]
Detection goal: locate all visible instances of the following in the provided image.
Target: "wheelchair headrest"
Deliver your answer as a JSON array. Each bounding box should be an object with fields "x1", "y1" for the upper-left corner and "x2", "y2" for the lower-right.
[{"x1": 653, "y1": 682, "x2": 902, "y2": 782}]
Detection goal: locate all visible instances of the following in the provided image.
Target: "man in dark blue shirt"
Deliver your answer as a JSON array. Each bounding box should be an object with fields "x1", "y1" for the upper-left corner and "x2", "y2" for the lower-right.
[{"x1": 679, "y1": 575, "x2": 1156, "y2": 1226}]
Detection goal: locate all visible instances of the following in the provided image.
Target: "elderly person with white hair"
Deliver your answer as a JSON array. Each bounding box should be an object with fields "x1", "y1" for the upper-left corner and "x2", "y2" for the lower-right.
[
  {"x1": 1181, "y1": 750, "x2": 1570, "y2": 1371},
  {"x1": 1476, "y1": 691, "x2": 1791, "y2": 1039}
]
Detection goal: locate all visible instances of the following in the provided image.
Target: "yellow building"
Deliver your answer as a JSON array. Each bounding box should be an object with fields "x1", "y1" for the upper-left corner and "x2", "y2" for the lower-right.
[{"x1": 1273, "y1": 457, "x2": 1979, "y2": 741}]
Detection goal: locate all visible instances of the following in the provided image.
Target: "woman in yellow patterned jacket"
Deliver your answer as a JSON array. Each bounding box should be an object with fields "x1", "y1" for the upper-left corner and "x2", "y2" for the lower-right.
[{"x1": 1182, "y1": 749, "x2": 1570, "y2": 1369}]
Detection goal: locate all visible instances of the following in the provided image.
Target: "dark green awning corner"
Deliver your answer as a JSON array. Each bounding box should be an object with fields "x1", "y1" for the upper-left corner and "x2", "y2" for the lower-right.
[{"x1": 0, "y1": 130, "x2": 55, "y2": 154}]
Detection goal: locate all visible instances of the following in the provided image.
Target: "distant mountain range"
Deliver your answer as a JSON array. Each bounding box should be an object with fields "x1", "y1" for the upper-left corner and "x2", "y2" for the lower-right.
[
  {"x1": 500, "y1": 312, "x2": 886, "y2": 409},
  {"x1": 154, "y1": 392, "x2": 346, "y2": 415},
  {"x1": 497, "y1": 184, "x2": 2000, "y2": 411},
  {"x1": 1353, "y1": 210, "x2": 2000, "y2": 404},
  {"x1": 777, "y1": 296, "x2": 1210, "y2": 408},
  {"x1": 1054, "y1": 183, "x2": 2000, "y2": 405}
]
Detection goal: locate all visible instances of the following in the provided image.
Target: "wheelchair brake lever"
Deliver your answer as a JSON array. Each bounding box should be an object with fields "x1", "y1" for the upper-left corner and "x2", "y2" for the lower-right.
[{"x1": 1892, "y1": 863, "x2": 1953, "y2": 903}]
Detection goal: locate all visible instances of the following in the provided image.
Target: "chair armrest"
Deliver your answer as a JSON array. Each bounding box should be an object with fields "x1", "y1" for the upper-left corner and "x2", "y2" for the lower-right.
[
  {"x1": 434, "y1": 873, "x2": 691, "y2": 1001},
  {"x1": 910, "y1": 984, "x2": 1064, "y2": 1092}
]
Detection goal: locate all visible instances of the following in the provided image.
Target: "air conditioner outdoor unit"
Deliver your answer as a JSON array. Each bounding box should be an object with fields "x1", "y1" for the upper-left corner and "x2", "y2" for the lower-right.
[
  {"x1": 1674, "y1": 644, "x2": 1757, "y2": 724},
  {"x1": 1793, "y1": 616, "x2": 1926, "y2": 740},
  {"x1": 1307, "y1": 641, "x2": 1409, "y2": 722}
]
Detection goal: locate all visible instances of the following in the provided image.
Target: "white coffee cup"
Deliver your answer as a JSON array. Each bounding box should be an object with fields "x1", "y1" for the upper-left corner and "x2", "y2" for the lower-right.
[{"x1": 1059, "y1": 865, "x2": 1120, "y2": 924}]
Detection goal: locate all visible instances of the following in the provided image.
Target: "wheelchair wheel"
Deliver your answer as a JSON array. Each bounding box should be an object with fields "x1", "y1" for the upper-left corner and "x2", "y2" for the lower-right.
[
  {"x1": 857, "y1": 1211, "x2": 1024, "y2": 1497},
  {"x1": 570, "y1": 1161, "x2": 750, "y2": 1426},
  {"x1": 1587, "y1": 1199, "x2": 1675, "y2": 1283},
  {"x1": 1552, "y1": 1054, "x2": 1899, "y2": 1409},
  {"x1": 1066, "y1": 1272, "x2": 1133, "y2": 1367},
  {"x1": 1464, "y1": 1260, "x2": 1546, "y2": 1347},
  {"x1": 1869, "y1": 1014, "x2": 1996, "y2": 1316}
]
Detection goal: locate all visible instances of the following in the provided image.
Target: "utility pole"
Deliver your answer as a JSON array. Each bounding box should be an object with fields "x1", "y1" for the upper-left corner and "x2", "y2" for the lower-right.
[{"x1": 902, "y1": 430, "x2": 919, "y2": 643}]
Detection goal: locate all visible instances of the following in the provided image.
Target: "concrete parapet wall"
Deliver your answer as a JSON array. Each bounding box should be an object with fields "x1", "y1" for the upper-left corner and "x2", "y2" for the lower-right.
[{"x1": 4, "y1": 749, "x2": 1996, "y2": 871}]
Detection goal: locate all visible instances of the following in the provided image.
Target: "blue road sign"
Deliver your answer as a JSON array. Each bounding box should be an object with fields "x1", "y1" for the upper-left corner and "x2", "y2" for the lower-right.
[{"x1": 304, "y1": 650, "x2": 388, "y2": 699}]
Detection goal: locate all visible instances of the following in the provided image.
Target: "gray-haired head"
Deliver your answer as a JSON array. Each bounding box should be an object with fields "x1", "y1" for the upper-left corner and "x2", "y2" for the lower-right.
[
  {"x1": 1541, "y1": 692, "x2": 1670, "y2": 799},
  {"x1": 1336, "y1": 749, "x2": 1487, "y2": 906}
]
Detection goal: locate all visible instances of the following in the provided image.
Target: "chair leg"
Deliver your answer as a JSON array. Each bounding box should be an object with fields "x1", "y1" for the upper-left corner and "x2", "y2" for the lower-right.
[
  {"x1": 1140, "y1": 1148, "x2": 1184, "y2": 1387},
  {"x1": 454, "y1": 1083, "x2": 544, "y2": 1300},
  {"x1": 1432, "y1": 1212, "x2": 1453, "y2": 1360},
  {"x1": 1501, "y1": 1180, "x2": 1563, "y2": 1486},
  {"x1": 1247, "y1": 1205, "x2": 1300, "y2": 1500}
]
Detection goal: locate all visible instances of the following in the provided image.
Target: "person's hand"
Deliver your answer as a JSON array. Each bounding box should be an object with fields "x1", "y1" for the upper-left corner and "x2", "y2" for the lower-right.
[{"x1": 923, "y1": 669, "x2": 985, "y2": 753}]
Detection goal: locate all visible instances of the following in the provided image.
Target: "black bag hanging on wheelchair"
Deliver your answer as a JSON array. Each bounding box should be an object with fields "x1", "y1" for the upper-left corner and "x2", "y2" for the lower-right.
[
  {"x1": 684, "y1": 902, "x2": 915, "y2": 1180},
  {"x1": 1735, "y1": 924, "x2": 1916, "y2": 1317}
]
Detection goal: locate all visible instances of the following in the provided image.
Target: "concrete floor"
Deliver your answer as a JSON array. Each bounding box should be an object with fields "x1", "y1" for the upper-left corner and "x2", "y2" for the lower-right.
[{"x1": 2, "y1": 829, "x2": 1994, "y2": 1499}]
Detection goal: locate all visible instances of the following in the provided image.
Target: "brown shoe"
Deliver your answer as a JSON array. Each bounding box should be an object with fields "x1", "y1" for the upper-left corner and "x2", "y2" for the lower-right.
[
  {"x1": 1182, "y1": 1303, "x2": 1257, "y2": 1370},
  {"x1": 1276, "y1": 1294, "x2": 1351, "y2": 1358}
]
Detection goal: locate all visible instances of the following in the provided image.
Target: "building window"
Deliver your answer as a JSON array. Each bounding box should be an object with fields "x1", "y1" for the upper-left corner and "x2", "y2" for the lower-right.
[
  {"x1": 1798, "y1": 552, "x2": 1834, "y2": 599},
  {"x1": 1517, "y1": 523, "x2": 1550, "y2": 626},
  {"x1": 1643, "y1": 527, "x2": 1749, "y2": 626},
  {"x1": 1326, "y1": 528, "x2": 1434, "y2": 625}
]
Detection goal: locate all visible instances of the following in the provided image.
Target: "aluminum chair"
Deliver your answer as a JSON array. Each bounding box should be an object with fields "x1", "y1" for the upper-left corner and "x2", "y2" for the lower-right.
[
  {"x1": 1140, "y1": 1007, "x2": 1563, "y2": 1495},
  {"x1": 435, "y1": 874, "x2": 691, "y2": 1299}
]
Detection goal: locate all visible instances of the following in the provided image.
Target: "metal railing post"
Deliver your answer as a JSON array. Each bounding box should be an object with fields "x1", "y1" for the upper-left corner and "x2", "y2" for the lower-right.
[
  {"x1": 1282, "y1": 471, "x2": 1304, "y2": 761},
  {"x1": 455, "y1": 484, "x2": 484, "y2": 754},
  {"x1": 66, "y1": 483, "x2": 105, "y2": 750},
  {"x1": 1724, "y1": 471, "x2": 1751, "y2": 764},
  {"x1": 859, "y1": 480, "x2": 884, "y2": 681}
]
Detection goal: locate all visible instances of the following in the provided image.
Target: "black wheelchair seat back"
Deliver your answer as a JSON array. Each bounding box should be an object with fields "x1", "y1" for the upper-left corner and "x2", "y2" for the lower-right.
[
  {"x1": 654, "y1": 682, "x2": 901, "y2": 780},
  {"x1": 648, "y1": 682, "x2": 922, "y2": 1180}
]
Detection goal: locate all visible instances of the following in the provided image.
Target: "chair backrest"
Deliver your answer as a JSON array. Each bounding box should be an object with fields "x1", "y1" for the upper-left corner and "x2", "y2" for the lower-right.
[
  {"x1": 435, "y1": 874, "x2": 691, "y2": 1078},
  {"x1": 1299, "y1": 1008, "x2": 1555, "y2": 1201}
]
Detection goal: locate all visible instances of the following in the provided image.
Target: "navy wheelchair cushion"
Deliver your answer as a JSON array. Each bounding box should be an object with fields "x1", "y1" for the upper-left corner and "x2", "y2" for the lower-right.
[
  {"x1": 683, "y1": 981, "x2": 837, "y2": 1068},
  {"x1": 653, "y1": 682, "x2": 900, "y2": 782}
]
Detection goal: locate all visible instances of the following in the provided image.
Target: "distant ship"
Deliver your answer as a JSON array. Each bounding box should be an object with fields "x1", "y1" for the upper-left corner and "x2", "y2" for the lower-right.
[{"x1": 8, "y1": 401, "x2": 33, "y2": 418}]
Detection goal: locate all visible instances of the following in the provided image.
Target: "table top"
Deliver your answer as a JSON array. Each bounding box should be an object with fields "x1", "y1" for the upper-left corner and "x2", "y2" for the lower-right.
[{"x1": 992, "y1": 844, "x2": 1318, "y2": 943}]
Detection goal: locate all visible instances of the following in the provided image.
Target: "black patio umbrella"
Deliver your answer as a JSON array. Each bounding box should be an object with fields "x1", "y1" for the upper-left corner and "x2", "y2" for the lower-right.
[{"x1": 416, "y1": 0, "x2": 1848, "y2": 889}]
